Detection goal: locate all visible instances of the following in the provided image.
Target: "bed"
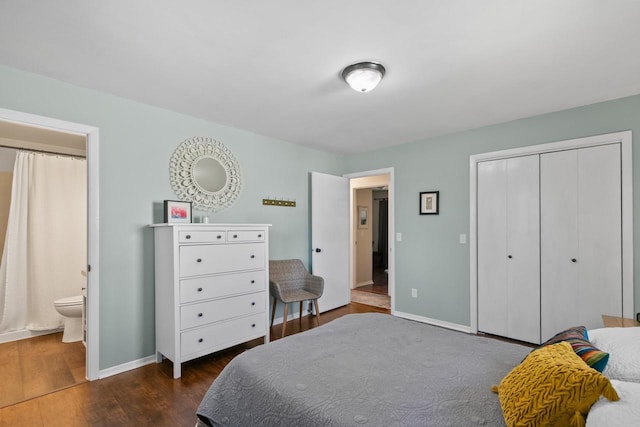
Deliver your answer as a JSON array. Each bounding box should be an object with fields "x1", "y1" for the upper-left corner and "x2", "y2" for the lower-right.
[{"x1": 196, "y1": 313, "x2": 531, "y2": 426}]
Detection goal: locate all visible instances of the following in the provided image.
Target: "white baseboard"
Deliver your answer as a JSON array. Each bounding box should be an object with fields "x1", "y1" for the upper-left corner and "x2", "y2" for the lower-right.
[
  {"x1": 98, "y1": 355, "x2": 156, "y2": 379},
  {"x1": 0, "y1": 328, "x2": 63, "y2": 344},
  {"x1": 271, "y1": 309, "x2": 314, "y2": 326},
  {"x1": 393, "y1": 311, "x2": 471, "y2": 334},
  {"x1": 353, "y1": 281, "x2": 374, "y2": 289}
]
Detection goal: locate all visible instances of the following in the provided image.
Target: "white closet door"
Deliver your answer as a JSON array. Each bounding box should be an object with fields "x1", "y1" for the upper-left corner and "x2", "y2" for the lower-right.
[
  {"x1": 577, "y1": 145, "x2": 622, "y2": 329},
  {"x1": 541, "y1": 145, "x2": 622, "y2": 340},
  {"x1": 478, "y1": 155, "x2": 539, "y2": 342},
  {"x1": 541, "y1": 150, "x2": 579, "y2": 340},
  {"x1": 505, "y1": 156, "x2": 540, "y2": 343},
  {"x1": 477, "y1": 160, "x2": 508, "y2": 337}
]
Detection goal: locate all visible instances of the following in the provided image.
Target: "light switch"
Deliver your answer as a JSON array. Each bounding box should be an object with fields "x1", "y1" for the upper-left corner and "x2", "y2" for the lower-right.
[
  {"x1": 459, "y1": 233, "x2": 467, "y2": 244},
  {"x1": 396, "y1": 232, "x2": 402, "y2": 242}
]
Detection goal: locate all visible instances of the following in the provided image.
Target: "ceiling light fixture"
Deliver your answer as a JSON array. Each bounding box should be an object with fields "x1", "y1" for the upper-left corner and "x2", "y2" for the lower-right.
[{"x1": 341, "y1": 61, "x2": 386, "y2": 93}]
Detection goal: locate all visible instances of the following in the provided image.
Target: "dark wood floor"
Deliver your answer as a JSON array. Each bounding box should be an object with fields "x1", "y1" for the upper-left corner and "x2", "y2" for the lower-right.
[
  {"x1": 354, "y1": 265, "x2": 388, "y2": 295},
  {"x1": 0, "y1": 332, "x2": 86, "y2": 408},
  {"x1": 0, "y1": 302, "x2": 389, "y2": 427}
]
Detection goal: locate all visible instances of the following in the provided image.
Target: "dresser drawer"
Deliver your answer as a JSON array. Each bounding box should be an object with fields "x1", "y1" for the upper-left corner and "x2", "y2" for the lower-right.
[
  {"x1": 179, "y1": 243, "x2": 265, "y2": 277},
  {"x1": 181, "y1": 292, "x2": 266, "y2": 330},
  {"x1": 227, "y1": 230, "x2": 266, "y2": 242},
  {"x1": 181, "y1": 313, "x2": 265, "y2": 358},
  {"x1": 180, "y1": 271, "x2": 265, "y2": 303},
  {"x1": 178, "y1": 230, "x2": 226, "y2": 243}
]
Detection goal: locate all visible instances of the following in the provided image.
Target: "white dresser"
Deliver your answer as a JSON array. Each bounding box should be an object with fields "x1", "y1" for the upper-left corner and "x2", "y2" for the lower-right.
[{"x1": 151, "y1": 223, "x2": 270, "y2": 378}]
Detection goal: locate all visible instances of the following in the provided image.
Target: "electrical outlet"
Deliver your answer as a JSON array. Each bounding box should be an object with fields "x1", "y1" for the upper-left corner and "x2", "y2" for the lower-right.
[{"x1": 411, "y1": 288, "x2": 418, "y2": 298}]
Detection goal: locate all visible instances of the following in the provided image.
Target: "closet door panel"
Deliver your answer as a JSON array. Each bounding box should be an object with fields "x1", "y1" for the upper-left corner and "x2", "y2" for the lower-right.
[
  {"x1": 505, "y1": 156, "x2": 540, "y2": 343},
  {"x1": 577, "y1": 144, "x2": 622, "y2": 329},
  {"x1": 477, "y1": 160, "x2": 508, "y2": 337},
  {"x1": 540, "y1": 150, "x2": 579, "y2": 341}
]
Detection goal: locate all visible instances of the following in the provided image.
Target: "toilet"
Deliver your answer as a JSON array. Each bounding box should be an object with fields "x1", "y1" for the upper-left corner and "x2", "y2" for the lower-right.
[{"x1": 53, "y1": 295, "x2": 83, "y2": 343}]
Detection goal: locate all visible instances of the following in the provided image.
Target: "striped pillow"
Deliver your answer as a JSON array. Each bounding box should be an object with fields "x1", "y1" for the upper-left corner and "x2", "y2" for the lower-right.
[{"x1": 533, "y1": 326, "x2": 609, "y2": 372}]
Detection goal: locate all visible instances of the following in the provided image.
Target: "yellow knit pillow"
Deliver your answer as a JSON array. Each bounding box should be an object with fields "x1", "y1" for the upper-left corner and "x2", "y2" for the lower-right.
[{"x1": 492, "y1": 341, "x2": 619, "y2": 427}]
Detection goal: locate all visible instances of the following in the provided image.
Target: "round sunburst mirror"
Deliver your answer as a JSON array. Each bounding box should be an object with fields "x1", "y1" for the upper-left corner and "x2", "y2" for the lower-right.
[{"x1": 169, "y1": 136, "x2": 243, "y2": 212}]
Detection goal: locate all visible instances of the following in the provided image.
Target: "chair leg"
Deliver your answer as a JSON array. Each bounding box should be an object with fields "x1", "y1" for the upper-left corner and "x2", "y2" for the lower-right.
[
  {"x1": 313, "y1": 299, "x2": 321, "y2": 326},
  {"x1": 282, "y1": 303, "x2": 288, "y2": 338},
  {"x1": 270, "y1": 297, "x2": 277, "y2": 327},
  {"x1": 299, "y1": 301, "x2": 303, "y2": 326}
]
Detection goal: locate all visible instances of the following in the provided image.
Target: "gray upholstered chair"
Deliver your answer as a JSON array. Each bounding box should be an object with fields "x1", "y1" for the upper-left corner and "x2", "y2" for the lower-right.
[{"x1": 269, "y1": 259, "x2": 324, "y2": 337}]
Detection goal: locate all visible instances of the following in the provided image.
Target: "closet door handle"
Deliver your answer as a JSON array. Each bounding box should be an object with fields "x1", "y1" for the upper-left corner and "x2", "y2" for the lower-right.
[{"x1": 571, "y1": 258, "x2": 577, "y2": 263}]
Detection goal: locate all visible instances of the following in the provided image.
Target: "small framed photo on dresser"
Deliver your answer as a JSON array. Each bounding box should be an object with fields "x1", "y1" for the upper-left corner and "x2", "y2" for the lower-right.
[
  {"x1": 164, "y1": 200, "x2": 192, "y2": 223},
  {"x1": 419, "y1": 191, "x2": 439, "y2": 215}
]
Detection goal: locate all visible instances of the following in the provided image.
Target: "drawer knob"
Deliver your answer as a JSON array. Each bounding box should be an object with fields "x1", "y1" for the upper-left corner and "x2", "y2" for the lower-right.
[
  {"x1": 196, "y1": 258, "x2": 202, "y2": 263},
  {"x1": 258, "y1": 234, "x2": 262, "y2": 238},
  {"x1": 185, "y1": 235, "x2": 191, "y2": 239},
  {"x1": 217, "y1": 235, "x2": 222, "y2": 239},
  {"x1": 198, "y1": 338, "x2": 203, "y2": 343},
  {"x1": 571, "y1": 258, "x2": 577, "y2": 263},
  {"x1": 233, "y1": 234, "x2": 238, "y2": 239},
  {"x1": 197, "y1": 287, "x2": 203, "y2": 292},
  {"x1": 251, "y1": 323, "x2": 256, "y2": 328},
  {"x1": 251, "y1": 280, "x2": 255, "y2": 284},
  {"x1": 198, "y1": 313, "x2": 203, "y2": 317},
  {"x1": 251, "y1": 302, "x2": 256, "y2": 306},
  {"x1": 250, "y1": 255, "x2": 255, "y2": 259}
]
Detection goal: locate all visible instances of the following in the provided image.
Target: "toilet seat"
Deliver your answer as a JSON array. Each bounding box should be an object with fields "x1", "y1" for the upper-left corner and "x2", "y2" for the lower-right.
[{"x1": 55, "y1": 295, "x2": 83, "y2": 306}]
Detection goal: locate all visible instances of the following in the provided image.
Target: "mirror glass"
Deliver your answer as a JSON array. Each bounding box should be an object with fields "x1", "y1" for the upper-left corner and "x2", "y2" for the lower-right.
[
  {"x1": 193, "y1": 157, "x2": 227, "y2": 193},
  {"x1": 169, "y1": 137, "x2": 243, "y2": 212}
]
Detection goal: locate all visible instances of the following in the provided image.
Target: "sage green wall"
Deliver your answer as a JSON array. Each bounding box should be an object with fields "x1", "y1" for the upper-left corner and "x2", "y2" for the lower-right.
[
  {"x1": 345, "y1": 94, "x2": 640, "y2": 327},
  {"x1": 0, "y1": 66, "x2": 342, "y2": 370}
]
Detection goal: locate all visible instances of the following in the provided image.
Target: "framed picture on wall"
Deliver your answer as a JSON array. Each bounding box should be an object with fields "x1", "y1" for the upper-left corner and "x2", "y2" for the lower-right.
[
  {"x1": 419, "y1": 191, "x2": 439, "y2": 215},
  {"x1": 358, "y1": 205, "x2": 369, "y2": 228},
  {"x1": 164, "y1": 200, "x2": 192, "y2": 223}
]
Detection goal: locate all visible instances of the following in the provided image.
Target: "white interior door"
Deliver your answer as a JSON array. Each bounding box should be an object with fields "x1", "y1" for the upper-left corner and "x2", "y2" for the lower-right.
[
  {"x1": 311, "y1": 171, "x2": 350, "y2": 313},
  {"x1": 477, "y1": 159, "x2": 509, "y2": 337},
  {"x1": 505, "y1": 155, "x2": 540, "y2": 343},
  {"x1": 541, "y1": 150, "x2": 579, "y2": 340},
  {"x1": 477, "y1": 155, "x2": 540, "y2": 343},
  {"x1": 541, "y1": 145, "x2": 622, "y2": 340},
  {"x1": 577, "y1": 144, "x2": 622, "y2": 328}
]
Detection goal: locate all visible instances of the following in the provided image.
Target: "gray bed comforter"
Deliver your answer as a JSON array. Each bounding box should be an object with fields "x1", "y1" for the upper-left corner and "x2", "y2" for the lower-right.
[{"x1": 197, "y1": 313, "x2": 529, "y2": 426}]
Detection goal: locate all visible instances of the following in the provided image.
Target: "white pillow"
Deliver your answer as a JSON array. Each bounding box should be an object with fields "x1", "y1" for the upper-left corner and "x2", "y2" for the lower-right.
[
  {"x1": 588, "y1": 327, "x2": 640, "y2": 382},
  {"x1": 587, "y1": 379, "x2": 640, "y2": 427}
]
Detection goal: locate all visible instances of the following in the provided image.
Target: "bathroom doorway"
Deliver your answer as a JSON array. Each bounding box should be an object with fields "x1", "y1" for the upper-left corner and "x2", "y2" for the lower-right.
[{"x1": 0, "y1": 110, "x2": 99, "y2": 406}]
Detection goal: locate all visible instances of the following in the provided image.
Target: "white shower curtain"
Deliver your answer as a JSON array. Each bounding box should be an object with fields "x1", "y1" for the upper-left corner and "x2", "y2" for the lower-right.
[{"x1": 0, "y1": 151, "x2": 86, "y2": 333}]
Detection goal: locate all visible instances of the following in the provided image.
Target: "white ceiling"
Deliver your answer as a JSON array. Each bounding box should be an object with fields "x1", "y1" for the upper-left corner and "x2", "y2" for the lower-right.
[{"x1": 1, "y1": 1, "x2": 639, "y2": 154}]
